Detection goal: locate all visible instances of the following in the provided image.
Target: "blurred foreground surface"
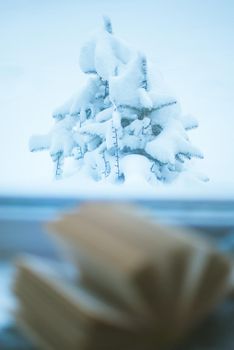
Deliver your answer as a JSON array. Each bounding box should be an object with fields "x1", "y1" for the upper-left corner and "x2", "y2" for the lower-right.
[
  {"x1": 0, "y1": 198, "x2": 234, "y2": 349},
  {"x1": 0, "y1": 258, "x2": 234, "y2": 349}
]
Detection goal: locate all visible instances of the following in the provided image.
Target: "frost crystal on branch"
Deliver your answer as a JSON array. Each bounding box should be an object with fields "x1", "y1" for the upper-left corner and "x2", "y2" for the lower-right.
[{"x1": 29, "y1": 17, "x2": 204, "y2": 184}]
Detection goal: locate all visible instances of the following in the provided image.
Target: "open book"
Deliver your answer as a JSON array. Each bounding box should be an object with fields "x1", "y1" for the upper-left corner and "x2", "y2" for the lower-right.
[{"x1": 14, "y1": 203, "x2": 232, "y2": 349}]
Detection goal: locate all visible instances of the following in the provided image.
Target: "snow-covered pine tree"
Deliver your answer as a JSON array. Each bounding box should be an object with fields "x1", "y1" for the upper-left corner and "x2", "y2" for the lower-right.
[{"x1": 29, "y1": 17, "x2": 203, "y2": 184}]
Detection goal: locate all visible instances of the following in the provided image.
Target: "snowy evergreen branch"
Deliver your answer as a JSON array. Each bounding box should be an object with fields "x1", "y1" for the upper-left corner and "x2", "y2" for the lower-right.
[
  {"x1": 118, "y1": 100, "x2": 177, "y2": 115},
  {"x1": 103, "y1": 15, "x2": 113, "y2": 34},
  {"x1": 111, "y1": 120, "x2": 121, "y2": 181},
  {"x1": 29, "y1": 18, "x2": 204, "y2": 185},
  {"x1": 140, "y1": 55, "x2": 148, "y2": 90},
  {"x1": 53, "y1": 151, "x2": 64, "y2": 179}
]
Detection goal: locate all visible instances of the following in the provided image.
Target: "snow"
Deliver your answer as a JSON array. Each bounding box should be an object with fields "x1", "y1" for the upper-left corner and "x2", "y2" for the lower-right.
[
  {"x1": 52, "y1": 96, "x2": 74, "y2": 120},
  {"x1": 180, "y1": 114, "x2": 198, "y2": 131},
  {"x1": 80, "y1": 119, "x2": 110, "y2": 138},
  {"x1": 138, "y1": 88, "x2": 153, "y2": 109},
  {"x1": 112, "y1": 110, "x2": 121, "y2": 129},
  {"x1": 0, "y1": 0, "x2": 234, "y2": 197},
  {"x1": 95, "y1": 32, "x2": 121, "y2": 80},
  {"x1": 29, "y1": 15, "x2": 204, "y2": 184},
  {"x1": 109, "y1": 53, "x2": 155, "y2": 109},
  {"x1": 120, "y1": 154, "x2": 156, "y2": 185},
  {"x1": 53, "y1": 75, "x2": 102, "y2": 120},
  {"x1": 30, "y1": 116, "x2": 76, "y2": 159},
  {"x1": 146, "y1": 118, "x2": 203, "y2": 165},
  {"x1": 80, "y1": 22, "x2": 133, "y2": 81},
  {"x1": 49, "y1": 117, "x2": 76, "y2": 157},
  {"x1": 29, "y1": 134, "x2": 50, "y2": 152},
  {"x1": 96, "y1": 107, "x2": 113, "y2": 122},
  {"x1": 150, "y1": 99, "x2": 181, "y2": 126},
  {"x1": 79, "y1": 36, "x2": 97, "y2": 74}
]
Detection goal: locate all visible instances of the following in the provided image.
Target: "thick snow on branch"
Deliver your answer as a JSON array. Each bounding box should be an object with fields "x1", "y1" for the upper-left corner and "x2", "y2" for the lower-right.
[
  {"x1": 109, "y1": 54, "x2": 153, "y2": 109},
  {"x1": 29, "y1": 134, "x2": 50, "y2": 152},
  {"x1": 103, "y1": 15, "x2": 113, "y2": 34},
  {"x1": 53, "y1": 75, "x2": 103, "y2": 121},
  {"x1": 180, "y1": 114, "x2": 198, "y2": 130},
  {"x1": 146, "y1": 118, "x2": 203, "y2": 165},
  {"x1": 79, "y1": 23, "x2": 133, "y2": 80},
  {"x1": 49, "y1": 116, "x2": 76, "y2": 157},
  {"x1": 30, "y1": 116, "x2": 76, "y2": 177},
  {"x1": 80, "y1": 119, "x2": 110, "y2": 138}
]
